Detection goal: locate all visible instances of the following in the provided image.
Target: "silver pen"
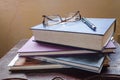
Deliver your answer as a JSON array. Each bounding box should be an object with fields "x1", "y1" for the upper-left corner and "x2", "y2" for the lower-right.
[{"x1": 81, "y1": 17, "x2": 96, "y2": 31}]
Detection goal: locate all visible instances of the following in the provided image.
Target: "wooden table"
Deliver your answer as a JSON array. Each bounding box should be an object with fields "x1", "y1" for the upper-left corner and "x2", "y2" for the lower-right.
[{"x1": 1, "y1": 40, "x2": 120, "y2": 80}]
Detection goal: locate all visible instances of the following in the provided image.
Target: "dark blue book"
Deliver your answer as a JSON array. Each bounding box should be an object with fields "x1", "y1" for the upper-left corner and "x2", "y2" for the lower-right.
[
  {"x1": 32, "y1": 53, "x2": 105, "y2": 73},
  {"x1": 31, "y1": 18, "x2": 116, "y2": 51}
]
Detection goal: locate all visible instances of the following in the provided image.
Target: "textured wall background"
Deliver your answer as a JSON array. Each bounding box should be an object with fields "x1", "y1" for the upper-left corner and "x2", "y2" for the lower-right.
[{"x1": 0, "y1": 0, "x2": 120, "y2": 57}]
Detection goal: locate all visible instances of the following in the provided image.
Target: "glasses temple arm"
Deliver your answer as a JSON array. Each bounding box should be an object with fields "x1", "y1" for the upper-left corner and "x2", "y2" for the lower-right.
[{"x1": 66, "y1": 11, "x2": 81, "y2": 21}]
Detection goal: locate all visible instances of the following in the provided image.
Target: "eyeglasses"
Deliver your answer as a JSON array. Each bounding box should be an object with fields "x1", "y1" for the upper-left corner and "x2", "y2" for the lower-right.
[
  {"x1": 42, "y1": 11, "x2": 81, "y2": 27},
  {"x1": 42, "y1": 11, "x2": 96, "y2": 31}
]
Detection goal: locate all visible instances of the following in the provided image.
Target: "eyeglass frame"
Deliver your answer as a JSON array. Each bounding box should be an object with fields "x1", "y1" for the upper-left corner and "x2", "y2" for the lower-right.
[
  {"x1": 42, "y1": 11, "x2": 96, "y2": 31},
  {"x1": 42, "y1": 11, "x2": 81, "y2": 27}
]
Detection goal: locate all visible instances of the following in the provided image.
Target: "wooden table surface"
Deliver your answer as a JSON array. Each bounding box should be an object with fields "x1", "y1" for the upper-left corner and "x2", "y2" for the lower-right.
[{"x1": 1, "y1": 39, "x2": 120, "y2": 80}]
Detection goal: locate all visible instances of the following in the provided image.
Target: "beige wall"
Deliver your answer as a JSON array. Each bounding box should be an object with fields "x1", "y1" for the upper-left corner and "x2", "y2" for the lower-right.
[{"x1": 0, "y1": 0, "x2": 120, "y2": 58}]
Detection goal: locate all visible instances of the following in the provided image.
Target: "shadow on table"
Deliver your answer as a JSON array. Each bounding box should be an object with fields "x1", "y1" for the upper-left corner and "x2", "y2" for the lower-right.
[{"x1": 84, "y1": 74, "x2": 120, "y2": 80}]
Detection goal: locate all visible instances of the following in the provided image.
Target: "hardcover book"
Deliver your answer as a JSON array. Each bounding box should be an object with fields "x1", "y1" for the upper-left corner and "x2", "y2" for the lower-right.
[
  {"x1": 33, "y1": 53, "x2": 105, "y2": 73},
  {"x1": 18, "y1": 36, "x2": 116, "y2": 57},
  {"x1": 8, "y1": 54, "x2": 109, "y2": 71},
  {"x1": 8, "y1": 54, "x2": 69, "y2": 71},
  {"x1": 31, "y1": 18, "x2": 116, "y2": 50}
]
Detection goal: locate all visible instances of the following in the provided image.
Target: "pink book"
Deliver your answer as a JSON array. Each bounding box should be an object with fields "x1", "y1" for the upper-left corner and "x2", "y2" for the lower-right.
[
  {"x1": 103, "y1": 39, "x2": 116, "y2": 53},
  {"x1": 18, "y1": 36, "x2": 116, "y2": 56}
]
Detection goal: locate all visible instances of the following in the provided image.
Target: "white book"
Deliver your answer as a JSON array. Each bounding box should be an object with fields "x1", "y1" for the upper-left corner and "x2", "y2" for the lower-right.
[{"x1": 8, "y1": 54, "x2": 69, "y2": 71}]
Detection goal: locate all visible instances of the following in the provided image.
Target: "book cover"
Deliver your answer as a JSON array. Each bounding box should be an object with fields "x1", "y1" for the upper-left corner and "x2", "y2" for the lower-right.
[
  {"x1": 8, "y1": 54, "x2": 109, "y2": 71},
  {"x1": 18, "y1": 36, "x2": 116, "y2": 57},
  {"x1": 33, "y1": 53, "x2": 105, "y2": 73},
  {"x1": 8, "y1": 54, "x2": 69, "y2": 71},
  {"x1": 31, "y1": 18, "x2": 116, "y2": 50},
  {"x1": 103, "y1": 39, "x2": 116, "y2": 53}
]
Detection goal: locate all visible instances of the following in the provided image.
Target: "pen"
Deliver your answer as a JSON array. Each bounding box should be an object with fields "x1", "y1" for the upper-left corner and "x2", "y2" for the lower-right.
[{"x1": 81, "y1": 17, "x2": 96, "y2": 31}]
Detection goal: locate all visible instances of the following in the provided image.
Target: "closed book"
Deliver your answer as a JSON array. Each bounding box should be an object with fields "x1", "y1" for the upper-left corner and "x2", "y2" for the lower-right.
[
  {"x1": 31, "y1": 18, "x2": 116, "y2": 50},
  {"x1": 18, "y1": 36, "x2": 116, "y2": 57},
  {"x1": 33, "y1": 53, "x2": 105, "y2": 73},
  {"x1": 8, "y1": 54, "x2": 69, "y2": 71},
  {"x1": 8, "y1": 54, "x2": 108, "y2": 71}
]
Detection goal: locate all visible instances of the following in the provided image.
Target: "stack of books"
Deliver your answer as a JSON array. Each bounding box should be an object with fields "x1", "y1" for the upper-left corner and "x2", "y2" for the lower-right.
[{"x1": 8, "y1": 18, "x2": 116, "y2": 73}]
